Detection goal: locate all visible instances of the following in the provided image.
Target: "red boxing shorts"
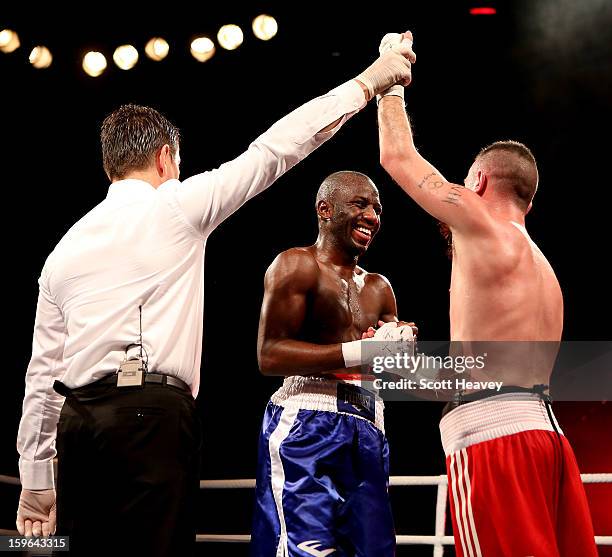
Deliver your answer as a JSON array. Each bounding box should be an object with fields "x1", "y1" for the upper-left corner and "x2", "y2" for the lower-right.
[{"x1": 440, "y1": 392, "x2": 597, "y2": 557}]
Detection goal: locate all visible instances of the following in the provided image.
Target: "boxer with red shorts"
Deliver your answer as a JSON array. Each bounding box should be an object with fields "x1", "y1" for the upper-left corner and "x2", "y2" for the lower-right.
[{"x1": 377, "y1": 31, "x2": 597, "y2": 556}]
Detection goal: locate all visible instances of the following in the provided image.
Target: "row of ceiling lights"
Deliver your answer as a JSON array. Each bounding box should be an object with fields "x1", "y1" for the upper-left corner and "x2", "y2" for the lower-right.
[{"x1": 0, "y1": 15, "x2": 278, "y2": 76}]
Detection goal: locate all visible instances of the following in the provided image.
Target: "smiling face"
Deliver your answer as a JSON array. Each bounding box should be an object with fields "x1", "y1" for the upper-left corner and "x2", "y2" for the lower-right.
[{"x1": 316, "y1": 172, "x2": 382, "y2": 257}]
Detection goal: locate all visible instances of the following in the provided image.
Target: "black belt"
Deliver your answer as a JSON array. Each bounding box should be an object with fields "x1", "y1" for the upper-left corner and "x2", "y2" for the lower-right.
[
  {"x1": 101, "y1": 372, "x2": 190, "y2": 392},
  {"x1": 54, "y1": 372, "x2": 190, "y2": 398},
  {"x1": 441, "y1": 384, "x2": 550, "y2": 418}
]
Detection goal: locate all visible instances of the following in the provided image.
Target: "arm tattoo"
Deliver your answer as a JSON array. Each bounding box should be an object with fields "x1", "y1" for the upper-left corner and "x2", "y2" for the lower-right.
[
  {"x1": 416, "y1": 171, "x2": 438, "y2": 189},
  {"x1": 442, "y1": 186, "x2": 464, "y2": 206},
  {"x1": 427, "y1": 178, "x2": 446, "y2": 190}
]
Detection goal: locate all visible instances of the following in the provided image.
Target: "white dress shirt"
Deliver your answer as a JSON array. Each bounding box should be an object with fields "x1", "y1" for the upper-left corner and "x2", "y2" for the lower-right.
[{"x1": 17, "y1": 80, "x2": 366, "y2": 490}]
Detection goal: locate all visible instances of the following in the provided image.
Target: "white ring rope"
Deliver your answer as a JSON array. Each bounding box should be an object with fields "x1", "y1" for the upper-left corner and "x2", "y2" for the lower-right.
[
  {"x1": 200, "y1": 478, "x2": 255, "y2": 489},
  {"x1": 4, "y1": 472, "x2": 609, "y2": 488},
  {"x1": 197, "y1": 473, "x2": 612, "y2": 488},
  {"x1": 580, "y1": 473, "x2": 612, "y2": 483},
  {"x1": 192, "y1": 535, "x2": 612, "y2": 546},
  {"x1": 196, "y1": 534, "x2": 251, "y2": 543},
  {"x1": 1, "y1": 473, "x2": 610, "y2": 547}
]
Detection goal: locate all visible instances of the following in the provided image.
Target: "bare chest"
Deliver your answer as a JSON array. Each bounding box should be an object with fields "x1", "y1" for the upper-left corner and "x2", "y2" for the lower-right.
[{"x1": 306, "y1": 270, "x2": 382, "y2": 343}]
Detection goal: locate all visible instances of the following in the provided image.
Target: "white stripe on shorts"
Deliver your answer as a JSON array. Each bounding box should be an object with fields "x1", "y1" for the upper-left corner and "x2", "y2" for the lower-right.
[
  {"x1": 455, "y1": 449, "x2": 474, "y2": 557},
  {"x1": 450, "y1": 452, "x2": 469, "y2": 557},
  {"x1": 460, "y1": 448, "x2": 482, "y2": 557},
  {"x1": 268, "y1": 406, "x2": 299, "y2": 557}
]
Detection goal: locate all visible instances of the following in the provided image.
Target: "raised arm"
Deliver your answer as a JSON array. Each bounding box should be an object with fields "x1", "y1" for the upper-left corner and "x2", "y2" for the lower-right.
[
  {"x1": 375, "y1": 32, "x2": 492, "y2": 233},
  {"x1": 257, "y1": 249, "x2": 347, "y2": 376},
  {"x1": 174, "y1": 45, "x2": 414, "y2": 236},
  {"x1": 378, "y1": 95, "x2": 492, "y2": 233}
]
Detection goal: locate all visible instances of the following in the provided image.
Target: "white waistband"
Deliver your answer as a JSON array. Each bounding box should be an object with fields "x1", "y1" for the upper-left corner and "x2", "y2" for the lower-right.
[
  {"x1": 439, "y1": 392, "x2": 563, "y2": 456},
  {"x1": 270, "y1": 376, "x2": 385, "y2": 432}
]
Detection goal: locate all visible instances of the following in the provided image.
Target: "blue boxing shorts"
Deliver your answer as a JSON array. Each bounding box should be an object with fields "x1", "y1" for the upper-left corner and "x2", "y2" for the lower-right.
[{"x1": 251, "y1": 376, "x2": 395, "y2": 557}]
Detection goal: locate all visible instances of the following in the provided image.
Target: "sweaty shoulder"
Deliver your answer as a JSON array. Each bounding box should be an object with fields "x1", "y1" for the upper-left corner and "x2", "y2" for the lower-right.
[
  {"x1": 265, "y1": 247, "x2": 320, "y2": 291},
  {"x1": 362, "y1": 270, "x2": 393, "y2": 292}
]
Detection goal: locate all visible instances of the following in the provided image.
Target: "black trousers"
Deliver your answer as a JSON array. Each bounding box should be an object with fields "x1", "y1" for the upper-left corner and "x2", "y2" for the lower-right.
[{"x1": 55, "y1": 378, "x2": 201, "y2": 557}]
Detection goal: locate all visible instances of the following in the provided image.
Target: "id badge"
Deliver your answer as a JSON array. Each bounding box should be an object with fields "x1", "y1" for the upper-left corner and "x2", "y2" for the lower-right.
[{"x1": 117, "y1": 358, "x2": 145, "y2": 387}]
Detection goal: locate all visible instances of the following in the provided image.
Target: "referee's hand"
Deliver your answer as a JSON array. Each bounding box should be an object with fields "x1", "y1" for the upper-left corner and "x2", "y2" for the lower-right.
[{"x1": 16, "y1": 488, "x2": 56, "y2": 537}]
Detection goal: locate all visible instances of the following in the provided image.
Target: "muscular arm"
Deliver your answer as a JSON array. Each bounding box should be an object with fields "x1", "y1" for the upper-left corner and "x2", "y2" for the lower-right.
[
  {"x1": 257, "y1": 250, "x2": 346, "y2": 376},
  {"x1": 373, "y1": 273, "x2": 399, "y2": 323},
  {"x1": 378, "y1": 96, "x2": 492, "y2": 233}
]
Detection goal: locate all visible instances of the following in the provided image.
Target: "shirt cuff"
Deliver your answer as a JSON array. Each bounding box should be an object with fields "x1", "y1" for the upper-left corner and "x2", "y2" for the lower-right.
[
  {"x1": 328, "y1": 79, "x2": 368, "y2": 112},
  {"x1": 19, "y1": 458, "x2": 55, "y2": 490}
]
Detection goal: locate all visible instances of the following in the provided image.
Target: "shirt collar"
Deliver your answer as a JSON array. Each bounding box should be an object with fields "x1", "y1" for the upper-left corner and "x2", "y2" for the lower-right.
[{"x1": 106, "y1": 179, "x2": 157, "y2": 200}]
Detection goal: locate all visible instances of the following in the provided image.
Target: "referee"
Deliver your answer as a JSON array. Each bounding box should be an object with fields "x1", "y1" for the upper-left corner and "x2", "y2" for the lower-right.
[{"x1": 15, "y1": 42, "x2": 415, "y2": 555}]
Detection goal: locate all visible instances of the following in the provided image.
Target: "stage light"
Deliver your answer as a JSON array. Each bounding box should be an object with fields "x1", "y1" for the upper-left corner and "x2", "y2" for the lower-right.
[
  {"x1": 83, "y1": 51, "x2": 107, "y2": 77},
  {"x1": 113, "y1": 44, "x2": 139, "y2": 70},
  {"x1": 217, "y1": 24, "x2": 243, "y2": 50},
  {"x1": 29, "y1": 46, "x2": 52, "y2": 69},
  {"x1": 252, "y1": 15, "x2": 278, "y2": 41},
  {"x1": 470, "y1": 7, "x2": 497, "y2": 15},
  {"x1": 0, "y1": 29, "x2": 20, "y2": 53},
  {"x1": 190, "y1": 37, "x2": 215, "y2": 62},
  {"x1": 145, "y1": 37, "x2": 169, "y2": 61}
]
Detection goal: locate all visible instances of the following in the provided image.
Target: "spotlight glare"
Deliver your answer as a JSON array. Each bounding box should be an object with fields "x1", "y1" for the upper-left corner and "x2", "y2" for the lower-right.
[
  {"x1": 83, "y1": 51, "x2": 107, "y2": 77},
  {"x1": 217, "y1": 24, "x2": 243, "y2": 50},
  {"x1": 0, "y1": 29, "x2": 20, "y2": 53},
  {"x1": 190, "y1": 37, "x2": 215, "y2": 62},
  {"x1": 145, "y1": 37, "x2": 169, "y2": 61},
  {"x1": 252, "y1": 15, "x2": 278, "y2": 41},
  {"x1": 29, "y1": 46, "x2": 53, "y2": 69},
  {"x1": 113, "y1": 44, "x2": 139, "y2": 70}
]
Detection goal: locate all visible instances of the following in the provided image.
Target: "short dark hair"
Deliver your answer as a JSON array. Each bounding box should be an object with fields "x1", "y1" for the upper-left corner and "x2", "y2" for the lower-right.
[
  {"x1": 476, "y1": 140, "x2": 538, "y2": 210},
  {"x1": 100, "y1": 104, "x2": 180, "y2": 180}
]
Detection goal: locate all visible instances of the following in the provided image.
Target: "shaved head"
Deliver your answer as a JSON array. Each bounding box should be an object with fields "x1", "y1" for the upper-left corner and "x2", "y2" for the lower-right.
[
  {"x1": 314, "y1": 171, "x2": 381, "y2": 255},
  {"x1": 316, "y1": 171, "x2": 378, "y2": 207},
  {"x1": 469, "y1": 140, "x2": 539, "y2": 211}
]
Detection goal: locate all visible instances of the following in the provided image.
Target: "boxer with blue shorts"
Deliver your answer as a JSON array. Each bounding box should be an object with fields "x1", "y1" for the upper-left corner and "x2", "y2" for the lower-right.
[{"x1": 251, "y1": 171, "x2": 416, "y2": 557}]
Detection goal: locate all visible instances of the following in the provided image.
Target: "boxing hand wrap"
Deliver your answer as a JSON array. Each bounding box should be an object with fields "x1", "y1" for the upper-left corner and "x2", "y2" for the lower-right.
[
  {"x1": 355, "y1": 49, "x2": 412, "y2": 99},
  {"x1": 377, "y1": 84, "x2": 404, "y2": 104},
  {"x1": 342, "y1": 322, "x2": 415, "y2": 369},
  {"x1": 341, "y1": 339, "x2": 362, "y2": 368},
  {"x1": 373, "y1": 321, "x2": 410, "y2": 341},
  {"x1": 376, "y1": 33, "x2": 414, "y2": 104},
  {"x1": 379, "y1": 33, "x2": 405, "y2": 54}
]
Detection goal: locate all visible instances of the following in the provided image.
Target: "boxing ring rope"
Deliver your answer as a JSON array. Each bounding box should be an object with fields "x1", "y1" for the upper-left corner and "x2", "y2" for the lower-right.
[
  {"x1": 196, "y1": 474, "x2": 612, "y2": 554},
  {"x1": 2, "y1": 473, "x2": 611, "y2": 552}
]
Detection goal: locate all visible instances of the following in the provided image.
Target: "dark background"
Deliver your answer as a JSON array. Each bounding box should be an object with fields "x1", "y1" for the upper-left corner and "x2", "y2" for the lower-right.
[{"x1": 1, "y1": 1, "x2": 611, "y2": 555}]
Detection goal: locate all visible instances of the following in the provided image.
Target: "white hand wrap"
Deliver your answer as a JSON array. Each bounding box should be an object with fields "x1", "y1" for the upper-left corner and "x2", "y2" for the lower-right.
[
  {"x1": 355, "y1": 49, "x2": 412, "y2": 99},
  {"x1": 373, "y1": 321, "x2": 413, "y2": 342},
  {"x1": 376, "y1": 33, "x2": 414, "y2": 103},
  {"x1": 341, "y1": 339, "x2": 362, "y2": 368},
  {"x1": 342, "y1": 322, "x2": 415, "y2": 368}
]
